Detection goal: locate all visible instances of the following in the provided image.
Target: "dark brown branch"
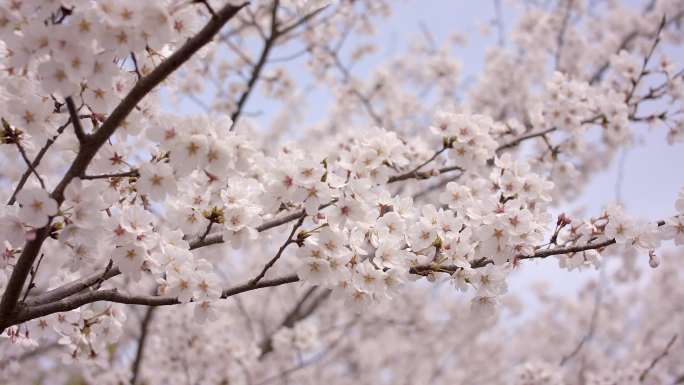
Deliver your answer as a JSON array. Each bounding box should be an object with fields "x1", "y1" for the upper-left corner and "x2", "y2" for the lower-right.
[
  {"x1": 194, "y1": 0, "x2": 217, "y2": 17},
  {"x1": 26, "y1": 204, "x2": 323, "y2": 309},
  {"x1": 230, "y1": 0, "x2": 281, "y2": 129},
  {"x1": 0, "y1": 1, "x2": 248, "y2": 331},
  {"x1": 7, "y1": 219, "x2": 666, "y2": 328},
  {"x1": 130, "y1": 307, "x2": 155, "y2": 385},
  {"x1": 258, "y1": 286, "x2": 318, "y2": 358},
  {"x1": 8, "y1": 274, "x2": 300, "y2": 325},
  {"x1": 495, "y1": 127, "x2": 557, "y2": 153},
  {"x1": 7, "y1": 118, "x2": 71, "y2": 205},
  {"x1": 197, "y1": 220, "x2": 215, "y2": 243},
  {"x1": 65, "y1": 96, "x2": 87, "y2": 142},
  {"x1": 412, "y1": 238, "x2": 616, "y2": 275},
  {"x1": 14, "y1": 140, "x2": 46, "y2": 190},
  {"x1": 387, "y1": 147, "x2": 448, "y2": 183},
  {"x1": 190, "y1": 200, "x2": 336, "y2": 249},
  {"x1": 129, "y1": 53, "x2": 143, "y2": 80},
  {"x1": 20, "y1": 253, "x2": 45, "y2": 303},
  {"x1": 80, "y1": 170, "x2": 140, "y2": 180},
  {"x1": 26, "y1": 266, "x2": 121, "y2": 306},
  {"x1": 250, "y1": 216, "x2": 304, "y2": 285}
]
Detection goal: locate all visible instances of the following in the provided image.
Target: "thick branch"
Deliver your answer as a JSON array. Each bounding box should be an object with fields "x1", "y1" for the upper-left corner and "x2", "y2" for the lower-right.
[
  {"x1": 8, "y1": 275, "x2": 300, "y2": 326},
  {"x1": 80, "y1": 170, "x2": 140, "y2": 180}
]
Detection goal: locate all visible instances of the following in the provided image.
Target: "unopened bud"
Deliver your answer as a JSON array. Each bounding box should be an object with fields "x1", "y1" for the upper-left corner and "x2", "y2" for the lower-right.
[
  {"x1": 557, "y1": 213, "x2": 572, "y2": 226},
  {"x1": 648, "y1": 250, "x2": 660, "y2": 268}
]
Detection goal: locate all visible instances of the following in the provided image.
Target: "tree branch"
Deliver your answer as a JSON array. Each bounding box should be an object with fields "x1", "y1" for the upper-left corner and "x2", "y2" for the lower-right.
[
  {"x1": 80, "y1": 170, "x2": 140, "y2": 180},
  {"x1": 6, "y1": 118, "x2": 71, "y2": 205},
  {"x1": 640, "y1": 334, "x2": 678, "y2": 382},
  {"x1": 130, "y1": 307, "x2": 155, "y2": 385},
  {"x1": 230, "y1": 0, "x2": 280, "y2": 129},
  {"x1": 559, "y1": 276, "x2": 603, "y2": 366},
  {"x1": 8, "y1": 274, "x2": 300, "y2": 326},
  {"x1": 250, "y1": 216, "x2": 304, "y2": 285},
  {"x1": 65, "y1": 96, "x2": 87, "y2": 142},
  {"x1": 0, "y1": 1, "x2": 248, "y2": 331},
  {"x1": 257, "y1": 286, "x2": 334, "y2": 359},
  {"x1": 14, "y1": 140, "x2": 46, "y2": 190}
]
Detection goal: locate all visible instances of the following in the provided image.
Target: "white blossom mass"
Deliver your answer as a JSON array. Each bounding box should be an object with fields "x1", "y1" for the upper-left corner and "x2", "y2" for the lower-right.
[{"x1": 0, "y1": 0, "x2": 684, "y2": 384}]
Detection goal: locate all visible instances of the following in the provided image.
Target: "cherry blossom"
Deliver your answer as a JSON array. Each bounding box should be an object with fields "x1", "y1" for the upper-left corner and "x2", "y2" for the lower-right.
[
  {"x1": 0, "y1": 0, "x2": 683, "y2": 383},
  {"x1": 15, "y1": 188, "x2": 57, "y2": 228}
]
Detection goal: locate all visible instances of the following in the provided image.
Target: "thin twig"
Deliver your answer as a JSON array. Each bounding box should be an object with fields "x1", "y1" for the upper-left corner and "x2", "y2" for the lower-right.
[
  {"x1": 21, "y1": 253, "x2": 46, "y2": 302},
  {"x1": 230, "y1": 0, "x2": 281, "y2": 129},
  {"x1": 559, "y1": 274, "x2": 603, "y2": 366},
  {"x1": 14, "y1": 140, "x2": 46, "y2": 189},
  {"x1": 554, "y1": 0, "x2": 574, "y2": 69},
  {"x1": 130, "y1": 52, "x2": 143, "y2": 80},
  {"x1": 65, "y1": 96, "x2": 87, "y2": 142},
  {"x1": 387, "y1": 147, "x2": 448, "y2": 183},
  {"x1": 258, "y1": 286, "x2": 318, "y2": 358},
  {"x1": 250, "y1": 216, "x2": 305, "y2": 285},
  {"x1": 640, "y1": 334, "x2": 678, "y2": 382},
  {"x1": 7, "y1": 118, "x2": 71, "y2": 205}
]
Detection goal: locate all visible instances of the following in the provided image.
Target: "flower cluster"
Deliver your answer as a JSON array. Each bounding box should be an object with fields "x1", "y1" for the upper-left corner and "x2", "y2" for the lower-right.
[{"x1": 1, "y1": 0, "x2": 684, "y2": 383}]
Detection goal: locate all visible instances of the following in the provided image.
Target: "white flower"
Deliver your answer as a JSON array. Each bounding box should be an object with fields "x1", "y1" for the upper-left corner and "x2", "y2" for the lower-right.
[
  {"x1": 165, "y1": 263, "x2": 196, "y2": 303},
  {"x1": 662, "y1": 216, "x2": 684, "y2": 246},
  {"x1": 16, "y1": 188, "x2": 58, "y2": 227},
  {"x1": 610, "y1": 50, "x2": 642, "y2": 80},
  {"x1": 169, "y1": 134, "x2": 208, "y2": 176},
  {"x1": 317, "y1": 228, "x2": 346, "y2": 255},
  {"x1": 451, "y1": 267, "x2": 474, "y2": 292},
  {"x1": 605, "y1": 212, "x2": 635, "y2": 245},
  {"x1": 408, "y1": 220, "x2": 437, "y2": 251},
  {"x1": 353, "y1": 261, "x2": 384, "y2": 293},
  {"x1": 327, "y1": 197, "x2": 366, "y2": 228},
  {"x1": 0, "y1": 206, "x2": 26, "y2": 247},
  {"x1": 439, "y1": 181, "x2": 471, "y2": 210},
  {"x1": 205, "y1": 142, "x2": 232, "y2": 178},
  {"x1": 194, "y1": 301, "x2": 218, "y2": 323},
  {"x1": 473, "y1": 265, "x2": 507, "y2": 296},
  {"x1": 375, "y1": 212, "x2": 406, "y2": 243},
  {"x1": 470, "y1": 295, "x2": 499, "y2": 318},
  {"x1": 374, "y1": 241, "x2": 408, "y2": 269},
  {"x1": 344, "y1": 288, "x2": 373, "y2": 311},
  {"x1": 296, "y1": 257, "x2": 331, "y2": 286},
  {"x1": 112, "y1": 244, "x2": 146, "y2": 280},
  {"x1": 676, "y1": 188, "x2": 684, "y2": 214},
  {"x1": 303, "y1": 181, "x2": 332, "y2": 215},
  {"x1": 137, "y1": 162, "x2": 177, "y2": 201},
  {"x1": 224, "y1": 205, "x2": 256, "y2": 231},
  {"x1": 294, "y1": 159, "x2": 324, "y2": 186}
]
